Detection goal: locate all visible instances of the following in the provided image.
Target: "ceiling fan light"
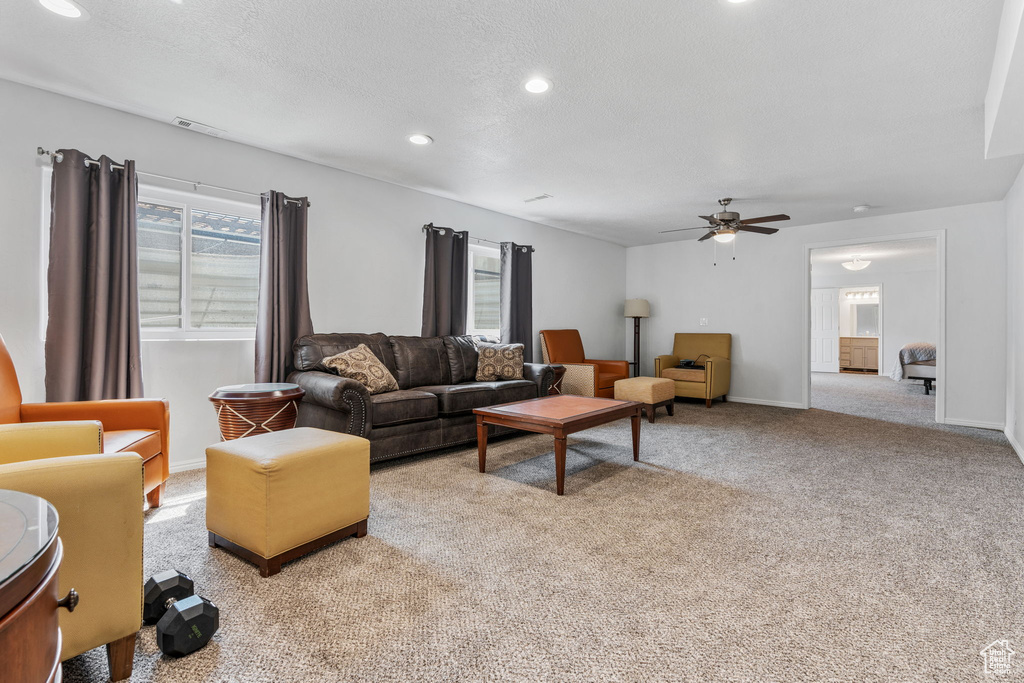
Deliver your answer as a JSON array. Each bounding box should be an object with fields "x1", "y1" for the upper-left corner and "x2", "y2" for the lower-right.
[
  {"x1": 842, "y1": 257, "x2": 871, "y2": 271},
  {"x1": 712, "y1": 229, "x2": 736, "y2": 243}
]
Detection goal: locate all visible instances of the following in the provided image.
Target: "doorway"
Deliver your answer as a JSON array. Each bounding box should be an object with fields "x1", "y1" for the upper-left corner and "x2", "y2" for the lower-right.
[{"x1": 803, "y1": 234, "x2": 944, "y2": 425}]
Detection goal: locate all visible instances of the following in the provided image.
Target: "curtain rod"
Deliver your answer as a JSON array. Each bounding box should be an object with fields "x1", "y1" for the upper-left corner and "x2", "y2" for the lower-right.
[
  {"x1": 421, "y1": 223, "x2": 535, "y2": 252},
  {"x1": 37, "y1": 147, "x2": 310, "y2": 207}
]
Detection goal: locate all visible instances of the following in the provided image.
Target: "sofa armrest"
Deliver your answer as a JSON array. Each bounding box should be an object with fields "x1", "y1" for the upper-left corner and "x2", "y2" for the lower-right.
[
  {"x1": 704, "y1": 356, "x2": 731, "y2": 399},
  {"x1": 0, "y1": 421, "x2": 103, "y2": 465},
  {"x1": 522, "y1": 363, "x2": 555, "y2": 396},
  {"x1": 0, "y1": 452, "x2": 143, "y2": 661},
  {"x1": 584, "y1": 358, "x2": 630, "y2": 376},
  {"x1": 289, "y1": 370, "x2": 371, "y2": 437},
  {"x1": 654, "y1": 355, "x2": 680, "y2": 377}
]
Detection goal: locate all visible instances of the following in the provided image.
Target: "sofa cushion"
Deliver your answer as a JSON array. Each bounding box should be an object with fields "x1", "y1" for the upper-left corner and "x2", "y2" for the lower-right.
[
  {"x1": 442, "y1": 335, "x2": 479, "y2": 384},
  {"x1": 322, "y1": 344, "x2": 399, "y2": 395},
  {"x1": 389, "y1": 336, "x2": 451, "y2": 389},
  {"x1": 293, "y1": 333, "x2": 399, "y2": 376},
  {"x1": 662, "y1": 367, "x2": 706, "y2": 383},
  {"x1": 415, "y1": 380, "x2": 536, "y2": 415},
  {"x1": 369, "y1": 390, "x2": 438, "y2": 427},
  {"x1": 476, "y1": 343, "x2": 525, "y2": 381}
]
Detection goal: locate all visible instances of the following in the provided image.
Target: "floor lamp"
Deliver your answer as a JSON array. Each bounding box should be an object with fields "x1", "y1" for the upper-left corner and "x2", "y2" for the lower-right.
[{"x1": 624, "y1": 299, "x2": 650, "y2": 377}]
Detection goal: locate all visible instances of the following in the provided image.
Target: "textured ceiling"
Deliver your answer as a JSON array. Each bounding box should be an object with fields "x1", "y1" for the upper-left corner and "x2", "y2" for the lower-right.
[
  {"x1": 1, "y1": 0, "x2": 1021, "y2": 246},
  {"x1": 811, "y1": 238, "x2": 938, "y2": 278}
]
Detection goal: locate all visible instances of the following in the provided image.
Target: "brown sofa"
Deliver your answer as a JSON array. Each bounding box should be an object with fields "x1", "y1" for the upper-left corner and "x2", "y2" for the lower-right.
[{"x1": 288, "y1": 333, "x2": 555, "y2": 462}]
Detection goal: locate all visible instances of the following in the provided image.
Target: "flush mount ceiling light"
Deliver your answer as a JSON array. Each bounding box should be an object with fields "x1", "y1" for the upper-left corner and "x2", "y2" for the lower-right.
[
  {"x1": 524, "y1": 77, "x2": 552, "y2": 94},
  {"x1": 712, "y1": 229, "x2": 736, "y2": 243},
  {"x1": 408, "y1": 134, "x2": 433, "y2": 145},
  {"x1": 842, "y1": 256, "x2": 871, "y2": 271},
  {"x1": 726, "y1": 0, "x2": 751, "y2": 3},
  {"x1": 853, "y1": 204, "x2": 871, "y2": 213},
  {"x1": 39, "y1": 0, "x2": 89, "y2": 18}
]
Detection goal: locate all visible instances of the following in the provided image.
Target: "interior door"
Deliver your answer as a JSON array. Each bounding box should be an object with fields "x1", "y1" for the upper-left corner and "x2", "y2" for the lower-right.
[{"x1": 811, "y1": 288, "x2": 840, "y2": 373}]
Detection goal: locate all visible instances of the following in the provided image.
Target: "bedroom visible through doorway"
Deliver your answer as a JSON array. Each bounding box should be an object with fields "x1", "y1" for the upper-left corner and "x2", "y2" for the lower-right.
[{"x1": 808, "y1": 237, "x2": 939, "y2": 425}]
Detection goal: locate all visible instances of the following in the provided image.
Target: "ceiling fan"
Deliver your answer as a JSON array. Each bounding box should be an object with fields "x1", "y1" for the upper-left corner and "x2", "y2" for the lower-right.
[{"x1": 660, "y1": 198, "x2": 791, "y2": 242}]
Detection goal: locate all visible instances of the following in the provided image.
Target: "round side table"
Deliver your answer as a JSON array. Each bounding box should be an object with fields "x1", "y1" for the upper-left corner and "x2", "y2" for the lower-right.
[{"x1": 209, "y1": 383, "x2": 305, "y2": 441}]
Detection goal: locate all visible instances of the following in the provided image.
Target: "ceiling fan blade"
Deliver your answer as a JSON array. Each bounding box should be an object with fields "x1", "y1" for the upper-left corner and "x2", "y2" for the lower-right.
[
  {"x1": 699, "y1": 215, "x2": 724, "y2": 225},
  {"x1": 735, "y1": 224, "x2": 779, "y2": 235},
  {"x1": 659, "y1": 226, "x2": 714, "y2": 234},
  {"x1": 697, "y1": 231, "x2": 716, "y2": 242},
  {"x1": 739, "y1": 214, "x2": 790, "y2": 224}
]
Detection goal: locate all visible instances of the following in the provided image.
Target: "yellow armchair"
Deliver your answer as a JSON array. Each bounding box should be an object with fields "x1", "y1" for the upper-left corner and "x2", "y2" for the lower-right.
[
  {"x1": 0, "y1": 421, "x2": 143, "y2": 681},
  {"x1": 654, "y1": 333, "x2": 732, "y2": 407}
]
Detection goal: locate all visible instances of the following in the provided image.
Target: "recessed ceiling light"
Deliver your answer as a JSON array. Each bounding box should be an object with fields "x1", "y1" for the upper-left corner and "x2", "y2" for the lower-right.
[
  {"x1": 726, "y1": 0, "x2": 751, "y2": 3},
  {"x1": 524, "y1": 77, "x2": 552, "y2": 94},
  {"x1": 39, "y1": 0, "x2": 89, "y2": 18},
  {"x1": 408, "y1": 134, "x2": 433, "y2": 145}
]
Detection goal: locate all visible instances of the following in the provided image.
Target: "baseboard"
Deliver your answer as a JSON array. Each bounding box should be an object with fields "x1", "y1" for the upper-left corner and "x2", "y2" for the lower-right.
[
  {"x1": 1005, "y1": 428, "x2": 1024, "y2": 465},
  {"x1": 942, "y1": 418, "x2": 1005, "y2": 431},
  {"x1": 725, "y1": 396, "x2": 805, "y2": 410},
  {"x1": 169, "y1": 457, "x2": 206, "y2": 474}
]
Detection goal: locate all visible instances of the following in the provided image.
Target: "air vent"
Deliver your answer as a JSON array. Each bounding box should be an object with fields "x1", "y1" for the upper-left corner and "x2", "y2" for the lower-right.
[
  {"x1": 524, "y1": 193, "x2": 553, "y2": 203},
  {"x1": 171, "y1": 117, "x2": 224, "y2": 138}
]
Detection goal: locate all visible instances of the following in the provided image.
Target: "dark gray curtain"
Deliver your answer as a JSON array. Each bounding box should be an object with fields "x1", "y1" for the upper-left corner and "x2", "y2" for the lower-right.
[
  {"x1": 45, "y1": 148, "x2": 143, "y2": 401},
  {"x1": 499, "y1": 242, "x2": 534, "y2": 363},
  {"x1": 421, "y1": 225, "x2": 469, "y2": 337},
  {"x1": 256, "y1": 191, "x2": 313, "y2": 383}
]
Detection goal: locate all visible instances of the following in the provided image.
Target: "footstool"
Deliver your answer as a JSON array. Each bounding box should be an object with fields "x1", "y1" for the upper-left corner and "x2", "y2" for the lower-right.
[
  {"x1": 614, "y1": 377, "x2": 675, "y2": 423},
  {"x1": 205, "y1": 427, "x2": 370, "y2": 577}
]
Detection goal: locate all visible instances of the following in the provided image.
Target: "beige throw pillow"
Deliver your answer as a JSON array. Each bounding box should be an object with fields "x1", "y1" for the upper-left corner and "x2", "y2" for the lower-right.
[
  {"x1": 476, "y1": 343, "x2": 525, "y2": 381},
  {"x1": 323, "y1": 344, "x2": 399, "y2": 394}
]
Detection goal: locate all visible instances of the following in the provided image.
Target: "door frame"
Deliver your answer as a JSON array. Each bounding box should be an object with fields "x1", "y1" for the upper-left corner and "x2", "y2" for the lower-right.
[{"x1": 801, "y1": 230, "x2": 946, "y2": 424}]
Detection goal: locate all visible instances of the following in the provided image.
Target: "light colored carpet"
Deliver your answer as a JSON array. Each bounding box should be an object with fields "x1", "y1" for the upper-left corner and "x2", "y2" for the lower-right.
[{"x1": 63, "y1": 382, "x2": 1022, "y2": 682}]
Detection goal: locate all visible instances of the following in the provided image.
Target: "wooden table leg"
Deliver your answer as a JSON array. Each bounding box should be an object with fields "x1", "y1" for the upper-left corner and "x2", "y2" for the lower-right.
[
  {"x1": 476, "y1": 416, "x2": 488, "y2": 473},
  {"x1": 554, "y1": 432, "x2": 567, "y2": 496},
  {"x1": 631, "y1": 409, "x2": 641, "y2": 461}
]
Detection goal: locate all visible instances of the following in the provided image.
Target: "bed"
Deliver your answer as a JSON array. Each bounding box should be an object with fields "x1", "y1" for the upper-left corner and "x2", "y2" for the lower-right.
[{"x1": 889, "y1": 342, "x2": 937, "y2": 395}]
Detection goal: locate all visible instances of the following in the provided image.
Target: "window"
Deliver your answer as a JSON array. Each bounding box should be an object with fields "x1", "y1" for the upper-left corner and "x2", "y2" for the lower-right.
[
  {"x1": 467, "y1": 244, "x2": 500, "y2": 337},
  {"x1": 137, "y1": 187, "x2": 261, "y2": 338}
]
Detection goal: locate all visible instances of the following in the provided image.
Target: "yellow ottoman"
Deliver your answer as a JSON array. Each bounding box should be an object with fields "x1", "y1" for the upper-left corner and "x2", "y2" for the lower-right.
[
  {"x1": 206, "y1": 427, "x2": 370, "y2": 577},
  {"x1": 614, "y1": 377, "x2": 675, "y2": 423}
]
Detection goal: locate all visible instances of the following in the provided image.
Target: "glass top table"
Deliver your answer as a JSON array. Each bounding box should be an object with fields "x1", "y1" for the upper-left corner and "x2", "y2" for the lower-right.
[{"x1": 0, "y1": 489, "x2": 58, "y2": 589}]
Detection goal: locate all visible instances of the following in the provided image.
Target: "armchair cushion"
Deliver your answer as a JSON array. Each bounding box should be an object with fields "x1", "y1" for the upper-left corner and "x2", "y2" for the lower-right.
[
  {"x1": 103, "y1": 429, "x2": 160, "y2": 461},
  {"x1": 662, "y1": 367, "x2": 706, "y2": 383},
  {"x1": 539, "y1": 330, "x2": 585, "y2": 363}
]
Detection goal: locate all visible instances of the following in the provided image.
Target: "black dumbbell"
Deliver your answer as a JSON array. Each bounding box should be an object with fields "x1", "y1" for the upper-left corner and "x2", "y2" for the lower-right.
[
  {"x1": 143, "y1": 570, "x2": 194, "y2": 625},
  {"x1": 156, "y1": 595, "x2": 220, "y2": 657},
  {"x1": 143, "y1": 570, "x2": 220, "y2": 657}
]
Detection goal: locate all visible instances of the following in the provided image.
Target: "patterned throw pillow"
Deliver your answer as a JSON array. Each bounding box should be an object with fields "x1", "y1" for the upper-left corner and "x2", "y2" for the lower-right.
[
  {"x1": 323, "y1": 344, "x2": 399, "y2": 394},
  {"x1": 476, "y1": 343, "x2": 525, "y2": 381}
]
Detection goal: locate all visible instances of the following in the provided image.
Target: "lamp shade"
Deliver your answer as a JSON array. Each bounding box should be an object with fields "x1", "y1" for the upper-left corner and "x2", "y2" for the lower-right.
[{"x1": 624, "y1": 299, "x2": 650, "y2": 318}]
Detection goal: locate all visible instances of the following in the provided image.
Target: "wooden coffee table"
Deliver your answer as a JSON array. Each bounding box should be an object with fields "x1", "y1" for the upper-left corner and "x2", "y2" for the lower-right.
[{"x1": 474, "y1": 395, "x2": 642, "y2": 495}]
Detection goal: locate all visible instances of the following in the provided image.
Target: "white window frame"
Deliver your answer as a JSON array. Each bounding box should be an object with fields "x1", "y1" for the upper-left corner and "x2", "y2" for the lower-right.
[
  {"x1": 137, "y1": 184, "x2": 261, "y2": 341},
  {"x1": 467, "y1": 243, "x2": 500, "y2": 338}
]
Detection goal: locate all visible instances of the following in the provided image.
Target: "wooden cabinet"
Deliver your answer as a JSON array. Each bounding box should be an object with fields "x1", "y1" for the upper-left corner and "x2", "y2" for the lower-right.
[
  {"x1": 0, "y1": 490, "x2": 68, "y2": 683},
  {"x1": 839, "y1": 337, "x2": 879, "y2": 373}
]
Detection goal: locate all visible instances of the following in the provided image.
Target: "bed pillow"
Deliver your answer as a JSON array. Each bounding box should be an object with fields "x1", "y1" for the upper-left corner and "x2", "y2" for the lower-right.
[
  {"x1": 323, "y1": 344, "x2": 399, "y2": 394},
  {"x1": 476, "y1": 343, "x2": 525, "y2": 382}
]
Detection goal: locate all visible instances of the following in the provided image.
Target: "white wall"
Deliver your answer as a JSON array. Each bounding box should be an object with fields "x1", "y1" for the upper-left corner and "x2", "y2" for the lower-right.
[
  {"x1": 0, "y1": 80, "x2": 627, "y2": 470},
  {"x1": 813, "y1": 271, "x2": 938, "y2": 377},
  {"x1": 1005, "y1": 164, "x2": 1024, "y2": 455},
  {"x1": 626, "y1": 204, "x2": 1007, "y2": 427}
]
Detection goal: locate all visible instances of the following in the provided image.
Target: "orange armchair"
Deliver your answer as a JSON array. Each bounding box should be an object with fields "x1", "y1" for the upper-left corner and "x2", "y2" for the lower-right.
[
  {"x1": 0, "y1": 334, "x2": 169, "y2": 507},
  {"x1": 539, "y1": 329, "x2": 629, "y2": 398}
]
